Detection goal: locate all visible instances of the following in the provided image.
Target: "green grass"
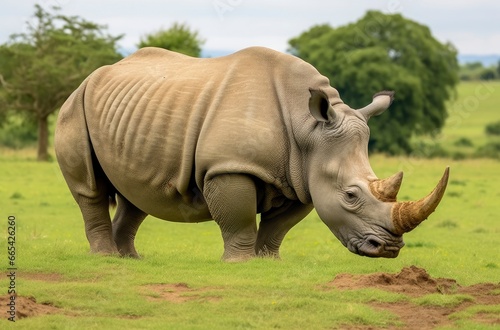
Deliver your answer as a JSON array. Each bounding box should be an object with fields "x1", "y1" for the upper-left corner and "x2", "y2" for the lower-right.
[
  {"x1": 1, "y1": 81, "x2": 500, "y2": 329},
  {"x1": 412, "y1": 294, "x2": 474, "y2": 308}
]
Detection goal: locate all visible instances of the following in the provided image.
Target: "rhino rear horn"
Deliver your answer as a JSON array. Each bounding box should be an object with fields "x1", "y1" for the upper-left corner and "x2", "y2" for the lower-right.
[
  {"x1": 358, "y1": 91, "x2": 395, "y2": 121},
  {"x1": 391, "y1": 167, "x2": 450, "y2": 235},
  {"x1": 369, "y1": 171, "x2": 403, "y2": 202}
]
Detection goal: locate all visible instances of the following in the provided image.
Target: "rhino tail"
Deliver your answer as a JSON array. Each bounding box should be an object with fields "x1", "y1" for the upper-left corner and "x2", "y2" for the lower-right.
[{"x1": 108, "y1": 187, "x2": 117, "y2": 209}]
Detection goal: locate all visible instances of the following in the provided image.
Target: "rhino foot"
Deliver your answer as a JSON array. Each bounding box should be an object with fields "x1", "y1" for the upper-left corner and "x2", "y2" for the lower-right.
[
  {"x1": 89, "y1": 237, "x2": 119, "y2": 256},
  {"x1": 86, "y1": 220, "x2": 119, "y2": 256},
  {"x1": 115, "y1": 244, "x2": 141, "y2": 259},
  {"x1": 111, "y1": 194, "x2": 147, "y2": 259},
  {"x1": 221, "y1": 252, "x2": 256, "y2": 263},
  {"x1": 256, "y1": 246, "x2": 281, "y2": 259}
]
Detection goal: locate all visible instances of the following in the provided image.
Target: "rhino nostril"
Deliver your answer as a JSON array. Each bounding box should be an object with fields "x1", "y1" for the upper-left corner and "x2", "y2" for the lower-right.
[
  {"x1": 368, "y1": 239, "x2": 382, "y2": 249},
  {"x1": 358, "y1": 236, "x2": 401, "y2": 258}
]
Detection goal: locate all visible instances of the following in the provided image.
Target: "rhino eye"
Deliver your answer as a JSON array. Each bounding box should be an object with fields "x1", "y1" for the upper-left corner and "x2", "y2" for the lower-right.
[
  {"x1": 345, "y1": 191, "x2": 358, "y2": 202},
  {"x1": 340, "y1": 188, "x2": 363, "y2": 211}
]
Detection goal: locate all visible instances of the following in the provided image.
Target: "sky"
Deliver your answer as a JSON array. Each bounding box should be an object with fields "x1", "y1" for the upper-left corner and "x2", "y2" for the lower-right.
[{"x1": 2, "y1": 0, "x2": 500, "y2": 58}]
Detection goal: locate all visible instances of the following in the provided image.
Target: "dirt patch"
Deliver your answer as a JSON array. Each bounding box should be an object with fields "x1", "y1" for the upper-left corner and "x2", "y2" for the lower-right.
[
  {"x1": 0, "y1": 295, "x2": 62, "y2": 320},
  {"x1": 20, "y1": 272, "x2": 64, "y2": 282},
  {"x1": 142, "y1": 282, "x2": 221, "y2": 303},
  {"x1": 327, "y1": 266, "x2": 500, "y2": 329}
]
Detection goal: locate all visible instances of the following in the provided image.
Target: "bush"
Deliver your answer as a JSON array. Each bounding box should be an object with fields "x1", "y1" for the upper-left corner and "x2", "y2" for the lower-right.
[
  {"x1": 454, "y1": 137, "x2": 474, "y2": 147},
  {"x1": 479, "y1": 68, "x2": 497, "y2": 80},
  {"x1": 410, "y1": 141, "x2": 449, "y2": 158},
  {"x1": 0, "y1": 116, "x2": 37, "y2": 149},
  {"x1": 451, "y1": 152, "x2": 467, "y2": 160},
  {"x1": 475, "y1": 142, "x2": 500, "y2": 159},
  {"x1": 459, "y1": 62, "x2": 499, "y2": 81},
  {"x1": 485, "y1": 121, "x2": 500, "y2": 136}
]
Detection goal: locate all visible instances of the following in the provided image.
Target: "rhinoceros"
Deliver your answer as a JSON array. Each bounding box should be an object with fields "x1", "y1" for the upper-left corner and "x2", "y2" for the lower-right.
[{"x1": 55, "y1": 47, "x2": 449, "y2": 261}]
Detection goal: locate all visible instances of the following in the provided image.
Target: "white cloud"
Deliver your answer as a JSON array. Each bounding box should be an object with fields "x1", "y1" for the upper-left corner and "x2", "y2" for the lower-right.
[{"x1": 449, "y1": 32, "x2": 500, "y2": 54}]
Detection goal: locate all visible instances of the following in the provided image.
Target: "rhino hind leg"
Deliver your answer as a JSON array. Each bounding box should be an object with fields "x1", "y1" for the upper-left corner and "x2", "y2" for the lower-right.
[
  {"x1": 112, "y1": 194, "x2": 147, "y2": 258},
  {"x1": 55, "y1": 141, "x2": 118, "y2": 254},
  {"x1": 55, "y1": 83, "x2": 119, "y2": 255},
  {"x1": 256, "y1": 203, "x2": 313, "y2": 258},
  {"x1": 60, "y1": 156, "x2": 119, "y2": 255},
  {"x1": 77, "y1": 157, "x2": 120, "y2": 255},
  {"x1": 204, "y1": 174, "x2": 258, "y2": 262}
]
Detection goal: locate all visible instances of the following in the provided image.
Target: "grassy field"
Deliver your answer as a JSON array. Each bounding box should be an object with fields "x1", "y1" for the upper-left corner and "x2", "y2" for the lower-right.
[
  {"x1": 1, "y1": 81, "x2": 499, "y2": 329},
  {"x1": 419, "y1": 81, "x2": 500, "y2": 158}
]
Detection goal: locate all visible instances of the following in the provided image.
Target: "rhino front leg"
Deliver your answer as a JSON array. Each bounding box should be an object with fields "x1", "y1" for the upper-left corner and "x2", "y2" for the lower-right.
[
  {"x1": 256, "y1": 203, "x2": 313, "y2": 258},
  {"x1": 112, "y1": 194, "x2": 147, "y2": 258},
  {"x1": 204, "y1": 174, "x2": 258, "y2": 262}
]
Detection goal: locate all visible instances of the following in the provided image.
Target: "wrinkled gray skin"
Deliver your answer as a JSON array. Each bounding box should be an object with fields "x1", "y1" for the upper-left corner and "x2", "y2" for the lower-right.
[{"x1": 55, "y1": 47, "x2": 445, "y2": 261}]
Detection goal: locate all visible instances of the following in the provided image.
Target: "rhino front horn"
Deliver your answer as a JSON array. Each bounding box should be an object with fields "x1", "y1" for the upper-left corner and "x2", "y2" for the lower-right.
[{"x1": 391, "y1": 167, "x2": 450, "y2": 235}]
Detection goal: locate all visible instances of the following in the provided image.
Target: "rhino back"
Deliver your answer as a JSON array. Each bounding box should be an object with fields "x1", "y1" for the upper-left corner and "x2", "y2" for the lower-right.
[{"x1": 83, "y1": 47, "x2": 307, "y2": 220}]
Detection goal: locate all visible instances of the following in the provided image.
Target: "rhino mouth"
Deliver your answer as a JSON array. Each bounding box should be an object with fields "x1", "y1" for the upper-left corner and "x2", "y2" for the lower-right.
[{"x1": 351, "y1": 235, "x2": 405, "y2": 258}]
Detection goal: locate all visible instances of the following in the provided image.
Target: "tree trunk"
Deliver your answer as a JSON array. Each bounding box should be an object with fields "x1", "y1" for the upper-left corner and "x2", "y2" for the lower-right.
[{"x1": 37, "y1": 115, "x2": 50, "y2": 161}]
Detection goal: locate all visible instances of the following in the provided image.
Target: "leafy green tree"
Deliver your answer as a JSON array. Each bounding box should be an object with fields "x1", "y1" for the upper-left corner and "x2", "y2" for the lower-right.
[
  {"x1": 289, "y1": 11, "x2": 459, "y2": 154},
  {"x1": 137, "y1": 22, "x2": 205, "y2": 57},
  {"x1": 0, "y1": 5, "x2": 123, "y2": 161}
]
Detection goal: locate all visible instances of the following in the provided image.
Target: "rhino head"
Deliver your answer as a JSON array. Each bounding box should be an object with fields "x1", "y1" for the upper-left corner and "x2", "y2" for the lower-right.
[{"x1": 305, "y1": 90, "x2": 449, "y2": 258}]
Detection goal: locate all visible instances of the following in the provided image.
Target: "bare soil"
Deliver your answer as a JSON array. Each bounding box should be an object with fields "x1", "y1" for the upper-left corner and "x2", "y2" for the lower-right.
[
  {"x1": 327, "y1": 265, "x2": 500, "y2": 329},
  {"x1": 142, "y1": 282, "x2": 222, "y2": 303},
  {"x1": 0, "y1": 295, "x2": 61, "y2": 320},
  {"x1": 21, "y1": 272, "x2": 64, "y2": 282}
]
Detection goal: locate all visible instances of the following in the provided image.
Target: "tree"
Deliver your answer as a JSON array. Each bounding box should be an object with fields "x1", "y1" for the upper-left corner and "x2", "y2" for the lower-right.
[
  {"x1": 289, "y1": 11, "x2": 459, "y2": 154},
  {"x1": 137, "y1": 22, "x2": 205, "y2": 57},
  {"x1": 0, "y1": 5, "x2": 123, "y2": 161}
]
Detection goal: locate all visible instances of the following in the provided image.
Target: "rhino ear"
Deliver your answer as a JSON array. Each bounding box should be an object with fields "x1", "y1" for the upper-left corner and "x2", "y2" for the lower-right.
[
  {"x1": 309, "y1": 89, "x2": 335, "y2": 122},
  {"x1": 358, "y1": 91, "x2": 395, "y2": 121}
]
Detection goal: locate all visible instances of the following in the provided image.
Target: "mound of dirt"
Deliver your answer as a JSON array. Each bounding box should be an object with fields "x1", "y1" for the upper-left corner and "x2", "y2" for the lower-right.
[
  {"x1": 327, "y1": 266, "x2": 500, "y2": 329},
  {"x1": 330, "y1": 265, "x2": 459, "y2": 296},
  {"x1": 0, "y1": 295, "x2": 61, "y2": 320}
]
